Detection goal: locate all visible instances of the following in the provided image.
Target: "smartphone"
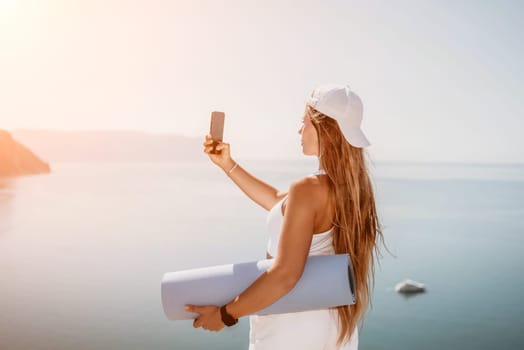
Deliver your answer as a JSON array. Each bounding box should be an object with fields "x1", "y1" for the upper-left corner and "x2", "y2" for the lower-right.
[{"x1": 210, "y1": 111, "x2": 225, "y2": 155}]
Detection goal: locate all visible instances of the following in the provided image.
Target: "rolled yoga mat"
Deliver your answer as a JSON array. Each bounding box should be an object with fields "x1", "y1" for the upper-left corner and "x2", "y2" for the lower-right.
[{"x1": 161, "y1": 253, "x2": 356, "y2": 320}]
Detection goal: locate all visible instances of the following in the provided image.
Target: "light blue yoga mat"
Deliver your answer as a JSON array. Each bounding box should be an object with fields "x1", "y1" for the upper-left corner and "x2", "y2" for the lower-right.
[{"x1": 161, "y1": 253, "x2": 356, "y2": 320}]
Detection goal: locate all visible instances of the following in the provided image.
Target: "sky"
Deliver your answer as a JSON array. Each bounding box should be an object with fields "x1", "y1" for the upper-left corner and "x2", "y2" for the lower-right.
[{"x1": 0, "y1": 0, "x2": 523, "y2": 163}]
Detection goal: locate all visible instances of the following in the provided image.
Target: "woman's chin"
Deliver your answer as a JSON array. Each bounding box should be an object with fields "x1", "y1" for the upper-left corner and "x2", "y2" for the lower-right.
[
  {"x1": 301, "y1": 145, "x2": 313, "y2": 156},
  {"x1": 301, "y1": 149, "x2": 312, "y2": 156}
]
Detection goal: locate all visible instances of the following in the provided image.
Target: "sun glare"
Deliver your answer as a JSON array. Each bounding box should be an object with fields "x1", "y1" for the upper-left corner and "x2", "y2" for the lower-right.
[{"x1": 0, "y1": 0, "x2": 17, "y2": 12}]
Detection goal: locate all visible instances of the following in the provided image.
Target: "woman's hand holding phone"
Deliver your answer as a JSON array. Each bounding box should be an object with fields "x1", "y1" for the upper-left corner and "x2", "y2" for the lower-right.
[{"x1": 203, "y1": 134, "x2": 234, "y2": 171}]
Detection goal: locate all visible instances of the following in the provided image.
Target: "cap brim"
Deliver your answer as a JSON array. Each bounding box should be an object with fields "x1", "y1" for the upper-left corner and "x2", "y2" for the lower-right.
[{"x1": 342, "y1": 127, "x2": 371, "y2": 148}]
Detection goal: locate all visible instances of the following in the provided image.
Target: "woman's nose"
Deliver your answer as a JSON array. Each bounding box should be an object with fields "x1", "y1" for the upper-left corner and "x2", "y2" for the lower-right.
[{"x1": 298, "y1": 125, "x2": 303, "y2": 135}]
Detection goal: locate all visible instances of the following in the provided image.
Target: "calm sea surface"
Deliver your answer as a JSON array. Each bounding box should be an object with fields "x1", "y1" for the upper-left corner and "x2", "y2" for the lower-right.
[{"x1": 1, "y1": 159, "x2": 523, "y2": 349}]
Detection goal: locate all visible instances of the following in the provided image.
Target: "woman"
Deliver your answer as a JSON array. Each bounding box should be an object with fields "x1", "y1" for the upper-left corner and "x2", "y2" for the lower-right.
[{"x1": 185, "y1": 84, "x2": 386, "y2": 350}]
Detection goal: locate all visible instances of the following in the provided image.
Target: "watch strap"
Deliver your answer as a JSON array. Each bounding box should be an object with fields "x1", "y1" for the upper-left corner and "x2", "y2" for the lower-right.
[{"x1": 220, "y1": 305, "x2": 238, "y2": 326}]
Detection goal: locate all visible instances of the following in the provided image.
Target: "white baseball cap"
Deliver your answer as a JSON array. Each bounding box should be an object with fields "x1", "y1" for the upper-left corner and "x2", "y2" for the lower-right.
[{"x1": 306, "y1": 84, "x2": 371, "y2": 148}]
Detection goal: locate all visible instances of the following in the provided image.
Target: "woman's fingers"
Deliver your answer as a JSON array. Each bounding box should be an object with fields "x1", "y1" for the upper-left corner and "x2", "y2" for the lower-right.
[
  {"x1": 203, "y1": 145, "x2": 217, "y2": 153},
  {"x1": 202, "y1": 135, "x2": 227, "y2": 154},
  {"x1": 203, "y1": 141, "x2": 225, "y2": 150},
  {"x1": 203, "y1": 136, "x2": 222, "y2": 147}
]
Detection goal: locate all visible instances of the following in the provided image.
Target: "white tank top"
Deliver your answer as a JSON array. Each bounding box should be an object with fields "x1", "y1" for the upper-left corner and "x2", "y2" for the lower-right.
[{"x1": 266, "y1": 169, "x2": 335, "y2": 258}]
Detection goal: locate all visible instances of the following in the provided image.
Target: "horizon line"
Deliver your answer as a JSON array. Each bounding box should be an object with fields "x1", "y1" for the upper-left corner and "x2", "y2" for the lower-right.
[{"x1": 6, "y1": 128, "x2": 523, "y2": 166}]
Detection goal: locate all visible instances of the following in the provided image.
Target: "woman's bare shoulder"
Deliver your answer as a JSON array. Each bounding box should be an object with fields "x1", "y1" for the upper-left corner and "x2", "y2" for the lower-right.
[
  {"x1": 295, "y1": 174, "x2": 329, "y2": 190},
  {"x1": 288, "y1": 176, "x2": 327, "y2": 200},
  {"x1": 281, "y1": 177, "x2": 331, "y2": 216}
]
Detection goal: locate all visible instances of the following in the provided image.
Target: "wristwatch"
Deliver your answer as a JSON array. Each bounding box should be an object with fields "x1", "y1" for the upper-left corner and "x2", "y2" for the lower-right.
[{"x1": 220, "y1": 305, "x2": 238, "y2": 326}]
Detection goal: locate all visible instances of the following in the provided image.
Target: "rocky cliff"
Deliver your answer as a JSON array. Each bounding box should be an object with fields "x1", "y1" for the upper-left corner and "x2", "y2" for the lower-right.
[{"x1": 0, "y1": 130, "x2": 51, "y2": 177}]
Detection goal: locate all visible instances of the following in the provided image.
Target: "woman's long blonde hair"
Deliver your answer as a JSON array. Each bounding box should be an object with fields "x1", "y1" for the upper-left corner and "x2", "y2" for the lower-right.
[{"x1": 307, "y1": 105, "x2": 388, "y2": 349}]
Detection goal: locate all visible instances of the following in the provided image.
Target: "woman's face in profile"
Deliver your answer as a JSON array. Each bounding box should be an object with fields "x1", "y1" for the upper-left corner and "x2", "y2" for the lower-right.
[{"x1": 298, "y1": 107, "x2": 319, "y2": 156}]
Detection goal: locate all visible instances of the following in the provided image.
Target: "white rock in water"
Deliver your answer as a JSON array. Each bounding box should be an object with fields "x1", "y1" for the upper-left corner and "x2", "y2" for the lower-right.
[{"x1": 395, "y1": 278, "x2": 426, "y2": 293}]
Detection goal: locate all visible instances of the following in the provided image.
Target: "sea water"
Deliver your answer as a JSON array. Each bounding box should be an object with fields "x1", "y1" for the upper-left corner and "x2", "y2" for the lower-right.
[{"x1": 0, "y1": 159, "x2": 523, "y2": 349}]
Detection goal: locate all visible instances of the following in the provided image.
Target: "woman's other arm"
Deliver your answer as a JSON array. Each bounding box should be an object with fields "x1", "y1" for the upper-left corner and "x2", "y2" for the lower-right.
[{"x1": 223, "y1": 178, "x2": 317, "y2": 319}]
